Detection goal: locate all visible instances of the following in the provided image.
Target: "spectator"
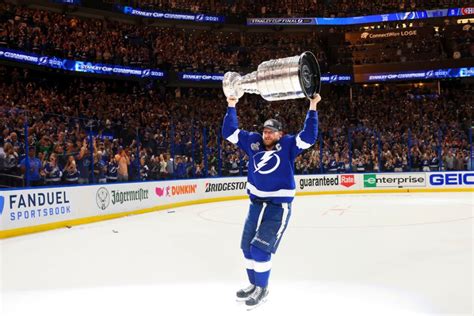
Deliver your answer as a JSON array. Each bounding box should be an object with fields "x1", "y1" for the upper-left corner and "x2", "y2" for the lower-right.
[
  {"x1": 117, "y1": 149, "x2": 131, "y2": 182},
  {"x1": 76, "y1": 140, "x2": 92, "y2": 184},
  {"x1": 42, "y1": 153, "x2": 62, "y2": 185},
  {"x1": 63, "y1": 155, "x2": 79, "y2": 184},
  {"x1": 106, "y1": 155, "x2": 119, "y2": 183},
  {"x1": 19, "y1": 147, "x2": 43, "y2": 186}
]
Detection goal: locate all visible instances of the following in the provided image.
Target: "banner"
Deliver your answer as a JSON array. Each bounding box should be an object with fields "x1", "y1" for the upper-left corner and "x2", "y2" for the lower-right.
[
  {"x1": 118, "y1": 5, "x2": 224, "y2": 23},
  {"x1": 180, "y1": 72, "x2": 352, "y2": 83},
  {"x1": 50, "y1": 0, "x2": 81, "y2": 4},
  {"x1": 345, "y1": 28, "x2": 434, "y2": 43},
  {"x1": 247, "y1": 18, "x2": 315, "y2": 25},
  {"x1": 321, "y1": 74, "x2": 352, "y2": 83},
  {"x1": 356, "y1": 67, "x2": 474, "y2": 83},
  {"x1": 0, "y1": 48, "x2": 165, "y2": 79},
  {"x1": 179, "y1": 72, "x2": 225, "y2": 82},
  {"x1": 248, "y1": 8, "x2": 471, "y2": 26}
]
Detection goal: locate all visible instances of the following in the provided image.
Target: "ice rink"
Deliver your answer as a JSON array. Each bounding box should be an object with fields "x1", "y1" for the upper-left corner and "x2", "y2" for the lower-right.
[{"x1": 1, "y1": 192, "x2": 473, "y2": 316}]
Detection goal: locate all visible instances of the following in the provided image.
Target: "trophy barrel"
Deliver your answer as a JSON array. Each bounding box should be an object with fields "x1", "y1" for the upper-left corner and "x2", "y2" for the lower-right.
[
  {"x1": 256, "y1": 51, "x2": 321, "y2": 101},
  {"x1": 222, "y1": 51, "x2": 321, "y2": 102}
]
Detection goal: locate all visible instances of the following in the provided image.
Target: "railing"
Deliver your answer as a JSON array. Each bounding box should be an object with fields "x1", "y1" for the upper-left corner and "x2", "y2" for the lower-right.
[{"x1": 0, "y1": 107, "x2": 472, "y2": 188}]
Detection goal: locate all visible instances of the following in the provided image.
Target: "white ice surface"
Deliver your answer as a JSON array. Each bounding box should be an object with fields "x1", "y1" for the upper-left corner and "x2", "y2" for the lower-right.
[{"x1": 1, "y1": 192, "x2": 473, "y2": 316}]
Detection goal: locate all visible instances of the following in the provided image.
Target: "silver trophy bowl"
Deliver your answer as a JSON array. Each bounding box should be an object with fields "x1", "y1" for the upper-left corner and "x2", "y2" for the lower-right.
[{"x1": 223, "y1": 51, "x2": 321, "y2": 101}]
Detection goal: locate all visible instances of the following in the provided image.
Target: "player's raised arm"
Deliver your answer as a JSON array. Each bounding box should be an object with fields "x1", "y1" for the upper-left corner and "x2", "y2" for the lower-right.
[
  {"x1": 222, "y1": 96, "x2": 255, "y2": 153},
  {"x1": 292, "y1": 94, "x2": 321, "y2": 156},
  {"x1": 222, "y1": 96, "x2": 240, "y2": 144}
]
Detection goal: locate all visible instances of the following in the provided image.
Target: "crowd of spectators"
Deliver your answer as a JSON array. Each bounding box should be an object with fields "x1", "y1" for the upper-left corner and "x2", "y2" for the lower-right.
[
  {"x1": 0, "y1": 1, "x2": 471, "y2": 187},
  {"x1": 338, "y1": 29, "x2": 442, "y2": 65},
  {"x1": 0, "y1": 2, "x2": 328, "y2": 72},
  {"x1": 443, "y1": 24, "x2": 474, "y2": 60},
  {"x1": 335, "y1": 24, "x2": 472, "y2": 65},
  {"x1": 0, "y1": 66, "x2": 472, "y2": 187},
  {"x1": 110, "y1": 0, "x2": 465, "y2": 19},
  {"x1": 1, "y1": 2, "x2": 471, "y2": 74}
]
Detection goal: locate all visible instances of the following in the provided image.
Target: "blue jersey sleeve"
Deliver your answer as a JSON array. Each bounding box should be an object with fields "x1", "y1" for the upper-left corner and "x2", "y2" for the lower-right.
[
  {"x1": 222, "y1": 107, "x2": 257, "y2": 155},
  {"x1": 289, "y1": 110, "x2": 319, "y2": 158}
]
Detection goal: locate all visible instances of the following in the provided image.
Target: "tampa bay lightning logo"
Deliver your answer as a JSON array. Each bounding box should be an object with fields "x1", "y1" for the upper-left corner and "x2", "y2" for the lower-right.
[
  {"x1": 142, "y1": 69, "x2": 151, "y2": 77},
  {"x1": 253, "y1": 151, "x2": 280, "y2": 175},
  {"x1": 400, "y1": 11, "x2": 416, "y2": 20},
  {"x1": 124, "y1": 6, "x2": 133, "y2": 14},
  {"x1": 426, "y1": 70, "x2": 434, "y2": 78},
  {"x1": 39, "y1": 57, "x2": 48, "y2": 65},
  {"x1": 330, "y1": 75, "x2": 338, "y2": 83},
  {"x1": 196, "y1": 14, "x2": 204, "y2": 21}
]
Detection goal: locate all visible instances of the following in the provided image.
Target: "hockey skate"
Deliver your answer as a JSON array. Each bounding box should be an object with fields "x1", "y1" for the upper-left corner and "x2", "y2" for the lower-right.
[
  {"x1": 245, "y1": 286, "x2": 269, "y2": 310},
  {"x1": 236, "y1": 285, "x2": 256, "y2": 302}
]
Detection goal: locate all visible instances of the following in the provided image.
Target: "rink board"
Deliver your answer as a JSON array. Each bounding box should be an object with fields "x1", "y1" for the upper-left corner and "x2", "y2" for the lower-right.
[{"x1": 0, "y1": 171, "x2": 472, "y2": 238}]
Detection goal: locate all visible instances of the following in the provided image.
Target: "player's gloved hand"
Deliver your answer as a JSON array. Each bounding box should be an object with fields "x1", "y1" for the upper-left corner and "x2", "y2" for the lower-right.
[{"x1": 227, "y1": 96, "x2": 238, "y2": 107}]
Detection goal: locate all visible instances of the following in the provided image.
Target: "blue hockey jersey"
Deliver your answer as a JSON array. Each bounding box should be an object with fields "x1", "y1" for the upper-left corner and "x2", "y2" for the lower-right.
[{"x1": 222, "y1": 107, "x2": 318, "y2": 203}]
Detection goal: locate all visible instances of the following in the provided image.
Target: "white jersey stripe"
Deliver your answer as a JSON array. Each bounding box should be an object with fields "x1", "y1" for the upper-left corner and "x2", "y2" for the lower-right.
[
  {"x1": 296, "y1": 133, "x2": 312, "y2": 149},
  {"x1": 226, "y1": 129, "x2": 240, "y2": 144},
  {"x1": 247, "y1": 182, "x2": 296, "y2": 198},
  {"x1": 253, "y1": 260, "x2": 272, "y2": 273},
  {"x1": 245, "y1": 258, "x2": 254, "y2": 270},
  {"x1": 276, "y1": 203, "x2": 290, "y2": 243},
  {"x1": 255, "y1": 202, "x2": 266, "y2": 231}
]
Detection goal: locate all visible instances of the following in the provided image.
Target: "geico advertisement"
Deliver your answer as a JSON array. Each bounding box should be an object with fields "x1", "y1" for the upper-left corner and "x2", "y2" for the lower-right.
[{"x1": 428, "y1": 172, "x2": 474, "y2": 187}]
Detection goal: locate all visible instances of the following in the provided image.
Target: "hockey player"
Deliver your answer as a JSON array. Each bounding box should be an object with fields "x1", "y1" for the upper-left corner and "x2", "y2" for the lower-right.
[{"x1": 222, "y1": 93, "x2": 321, "y2": 309}]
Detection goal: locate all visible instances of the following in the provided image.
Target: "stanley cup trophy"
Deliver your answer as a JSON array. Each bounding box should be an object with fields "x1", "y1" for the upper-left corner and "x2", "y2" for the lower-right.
[{"x1": 222, "y1": 51, "x2": 321, "y2": 101}]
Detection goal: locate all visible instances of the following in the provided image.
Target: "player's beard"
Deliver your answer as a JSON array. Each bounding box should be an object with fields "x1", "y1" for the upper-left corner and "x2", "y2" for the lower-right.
[{"x1": 263, "y1": 138, "x2": 278, "y2": 149}]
